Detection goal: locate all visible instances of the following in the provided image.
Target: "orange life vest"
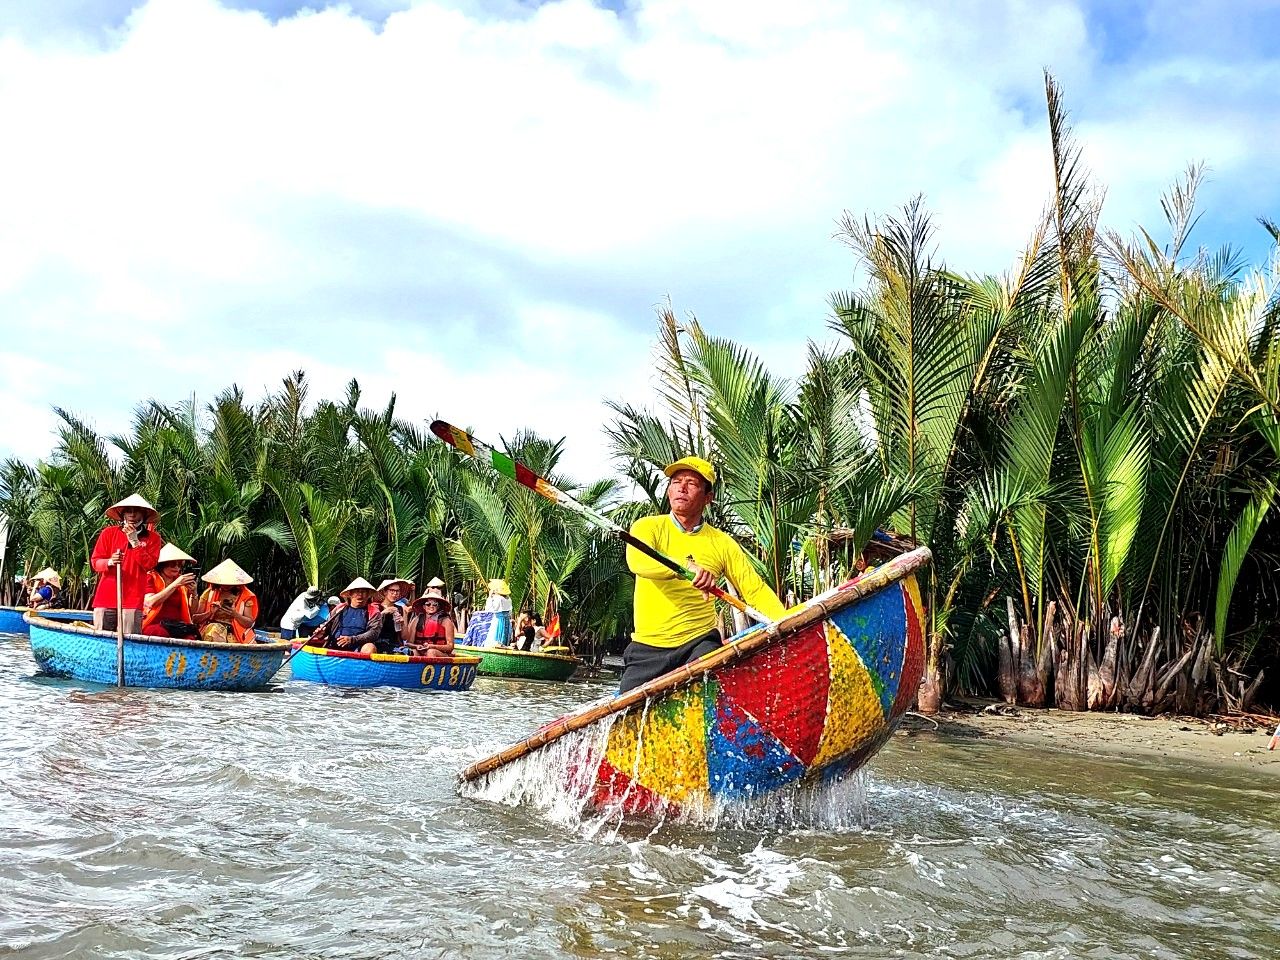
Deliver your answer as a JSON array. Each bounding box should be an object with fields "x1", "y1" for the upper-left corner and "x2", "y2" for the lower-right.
[
  {"x1": 142, "y1": 572, "x2": 192, "y2": 631},
  {"x1": 198, "y1": 585, "x2": 259, "y2": 643}
]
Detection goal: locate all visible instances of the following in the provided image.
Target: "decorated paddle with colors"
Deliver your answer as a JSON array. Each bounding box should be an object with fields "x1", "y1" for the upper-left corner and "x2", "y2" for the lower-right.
[{"x1": 429, "y1": 420, "x2": 771, "y2": 625}]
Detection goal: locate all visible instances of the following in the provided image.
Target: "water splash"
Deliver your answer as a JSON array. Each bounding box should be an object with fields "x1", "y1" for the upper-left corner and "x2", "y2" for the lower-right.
[{"x1": 459, "y1": 711, "x2": 874, "y2": 836}]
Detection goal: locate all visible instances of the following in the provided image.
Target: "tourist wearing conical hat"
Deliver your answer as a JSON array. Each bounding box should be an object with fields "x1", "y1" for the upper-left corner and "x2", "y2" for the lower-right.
[
  {"x1": 404, "y1": 586, "x2": 456, "y2": 658},
  {"x1": 376, "y1": 577, "x2": 414, "y2": 609},
  {"x1": 192, "y1": 559, "x2": 260, "y2": 643},
  {"x1": 311, "y1": 577, "x2": 387, "y2": 653},
  {"x1": 89, "y1": 493, "x2": 165, "y2": 635},
  {"x1": 27, "y1": 568, "x2": 62, "y2": 610},
  {"x1": 142, "y1": 543, "x2": 198, "y2": 639},
  {"x1": 484, "y1": 577, "x2": 512, "y2": 613}
]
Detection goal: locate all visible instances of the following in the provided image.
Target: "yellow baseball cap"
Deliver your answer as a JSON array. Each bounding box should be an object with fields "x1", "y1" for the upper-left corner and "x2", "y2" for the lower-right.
[{"x1": 663, "y1": 455, "x2": 716, "y2": 486}]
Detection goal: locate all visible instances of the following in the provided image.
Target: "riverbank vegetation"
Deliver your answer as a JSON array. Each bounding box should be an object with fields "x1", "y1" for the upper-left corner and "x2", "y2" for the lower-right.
[{"x1": 2, "y1": 74, "x2": 1275, "y2": 714}]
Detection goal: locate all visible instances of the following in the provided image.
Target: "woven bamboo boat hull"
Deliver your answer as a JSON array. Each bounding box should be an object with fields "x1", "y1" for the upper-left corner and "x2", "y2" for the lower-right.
[
  {"x1": 289, "y1": 646, "x2": 481, "y2": 690},
  {"x1": 0, "y1": 606, "x2": 91, "y2": 635},
  {"x1": 469, "y1": 647, "x2": 581, "y2": 681},
  {"x1": 460, "y1": 547, "x2": 930, "y2": 816},
  {"x1": 25, "y1": 614, "x2": 291, "y2": 690}
]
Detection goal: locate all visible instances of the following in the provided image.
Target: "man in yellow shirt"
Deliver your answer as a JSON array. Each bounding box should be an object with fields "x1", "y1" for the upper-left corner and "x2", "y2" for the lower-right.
[{"x1": 621, "y1": 455, "x2": 786, "y2": 693}]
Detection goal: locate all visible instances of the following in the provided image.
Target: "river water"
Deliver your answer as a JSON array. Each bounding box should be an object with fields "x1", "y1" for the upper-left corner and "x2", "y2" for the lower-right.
[{"x1": 1, "y1": 630, "x2": 1277, "y2": 959}]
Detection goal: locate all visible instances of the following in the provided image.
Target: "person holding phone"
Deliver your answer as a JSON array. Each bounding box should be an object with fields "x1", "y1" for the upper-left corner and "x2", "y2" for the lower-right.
[
  {"x1": 89, "y1": 493, "x2": 165, "y2": 635},
  {"x1": 142, "y1": 543, "x2": 199, "y2": 638},
  {"x1": 193, "y1": 558, "x2": 260, "y2": 643}
]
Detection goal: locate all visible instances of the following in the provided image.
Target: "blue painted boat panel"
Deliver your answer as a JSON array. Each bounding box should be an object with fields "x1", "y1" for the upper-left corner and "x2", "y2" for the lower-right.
[
  {"x1": 0, "y1": 606, "x2": 91, "y2": 636},
  {"x1": 289, "y1": 647, "x2": 479, "y2": 690},
  {"x1": 25, "y1": 615, "x2": 289, "y2": 690}
]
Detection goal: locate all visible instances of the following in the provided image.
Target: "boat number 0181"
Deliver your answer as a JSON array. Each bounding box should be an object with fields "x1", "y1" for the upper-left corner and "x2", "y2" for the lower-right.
[{"x1": 420, "y1": 663, "x2": 473, "y2": 686}]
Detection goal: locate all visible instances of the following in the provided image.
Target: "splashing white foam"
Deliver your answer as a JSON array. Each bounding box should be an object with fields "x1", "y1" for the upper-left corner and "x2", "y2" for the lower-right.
[{"x1": 460, "y1": 714, "x2": 875, "y2": 835}]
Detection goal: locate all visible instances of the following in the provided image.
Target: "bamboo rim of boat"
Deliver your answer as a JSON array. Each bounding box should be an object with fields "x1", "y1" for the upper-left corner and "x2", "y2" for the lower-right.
[
  {"x1": 24, "y1": 612, "x2": 293, "y2": 652},
  {"x1": 466, "y1": 646, "x2": 581, "y2": 665},
  {"x1": 3, "y1": 605, "x2": 92, "y2": 614},
  {"x1": 296, "y1": 644, "x2": 482, "y2": 666},
  {"x1": 458, "y1": 546, "x2": 932, "y2": 783}
]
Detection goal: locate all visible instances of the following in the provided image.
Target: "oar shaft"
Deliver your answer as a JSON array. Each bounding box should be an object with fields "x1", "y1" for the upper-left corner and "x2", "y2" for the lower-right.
[
  {"x1": 115, "y1": 564, "x2": 125, "y2": 687},
  {"x1": 429, "y1": 420, "x2": 769, "y2": 624}
]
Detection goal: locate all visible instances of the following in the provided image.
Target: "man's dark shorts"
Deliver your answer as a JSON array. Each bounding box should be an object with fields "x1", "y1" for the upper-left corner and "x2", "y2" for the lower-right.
[{"x1": 618, "y1": 628, "x2": 722, "y2": 694}]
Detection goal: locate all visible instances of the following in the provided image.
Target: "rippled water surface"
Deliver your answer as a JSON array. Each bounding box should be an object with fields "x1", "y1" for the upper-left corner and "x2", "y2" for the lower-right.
[{"x1": 2, "y1": 630, "x2": 1277, "y2": 959}]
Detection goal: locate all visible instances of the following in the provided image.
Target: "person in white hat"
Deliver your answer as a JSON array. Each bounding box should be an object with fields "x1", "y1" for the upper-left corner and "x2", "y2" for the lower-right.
[
  {"x1": 26, "y1": 568, "x2": 63, "y2": 610},
  {"x1": 193, "y1": 558, "x2": 259, "y2": 643},
  {"x1": 311, "y1": 577, "x2": 395, "y2": 653},
  {"x1": 142, "y1": 544, "x2": 199, "y2": 639},
  {"x1": 90, "y1": 493, "x2": 165, "y2": 635},
  {"x1": 279, "y1": 585, "x2": 330, "y2": 641}
]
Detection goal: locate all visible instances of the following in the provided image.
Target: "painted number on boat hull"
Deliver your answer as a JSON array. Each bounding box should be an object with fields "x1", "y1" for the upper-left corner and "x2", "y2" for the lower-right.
[
  {"x1": 165, "y1": 652, "x2": 188, "y2": 678},
  {"x1": 420, "y1": 664, "x2": 474, "y2": 687}
]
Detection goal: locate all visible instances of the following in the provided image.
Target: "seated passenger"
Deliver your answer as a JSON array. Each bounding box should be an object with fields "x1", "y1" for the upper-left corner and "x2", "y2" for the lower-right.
[
  {"x1": 311, "y1": 578, "x2": 388, "y2": 653},
  {"x1": 402, "y1": 587, "x2": 455, "y2": 658},
  {"x1": 193, "y1": 558, "x2": 260, "y2": 643},
  {"x1": 27, "y1": 568, "x2": 63, "y2": 610},
  {"x1": 514, "y1": 612, "x2": 534, "y2": 651},
  {"x1": 280, "y1": 585, "x2": 329, "y2": 640},
  {"x1": 368, "y1": 578, "x2": 415, "y2": 653},
  {"x1": 142, "y1": 544, "x2": 198, "y2": 638}
]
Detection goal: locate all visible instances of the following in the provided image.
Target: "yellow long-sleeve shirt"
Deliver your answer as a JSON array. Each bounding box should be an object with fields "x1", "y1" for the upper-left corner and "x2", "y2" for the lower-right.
[{"x1": 627, "y1": 514, "x2": 787, "y2": 649}]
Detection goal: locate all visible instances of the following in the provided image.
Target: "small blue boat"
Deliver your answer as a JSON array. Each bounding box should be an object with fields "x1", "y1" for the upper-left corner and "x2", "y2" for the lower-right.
[
  {"x1": 0, "y1": 606, "x2": 92, "y2": 635},
  {"x1": 25, "y1": 613, "x2": 291, "y2": 690},
  {"x1": 289, "y1": 645, "x2": 481, "y2": 690}
]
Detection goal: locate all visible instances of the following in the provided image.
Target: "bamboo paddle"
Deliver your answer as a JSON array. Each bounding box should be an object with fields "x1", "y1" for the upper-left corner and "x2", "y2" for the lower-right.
[{"x1": 429, "y1": 420, "x2": 771, "y2": 624}]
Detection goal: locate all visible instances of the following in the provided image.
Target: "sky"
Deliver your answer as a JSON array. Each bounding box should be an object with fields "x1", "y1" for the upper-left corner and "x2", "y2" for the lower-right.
[{"x1": 0, "y1": 0, "x2": 1277, "y2": 486}]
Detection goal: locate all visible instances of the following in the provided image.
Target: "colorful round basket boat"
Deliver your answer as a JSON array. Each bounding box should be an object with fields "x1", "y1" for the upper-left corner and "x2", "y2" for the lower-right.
[
  {"x1": 289, "y1": 645, "x2": 481, "y2": 691},
  {"x1": 0, "y1": 606, "x2": 92, "y2": 636},
  {"x1": 459, "y1": 546, "x2": 931, "y2": 818},
  {"x1": 24, "y1": 613, "x2": 292, "y2": 690}
]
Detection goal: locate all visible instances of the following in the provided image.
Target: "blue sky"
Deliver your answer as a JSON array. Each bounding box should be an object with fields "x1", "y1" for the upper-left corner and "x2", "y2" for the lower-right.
[{"x1": 1, "y1": 0, "x2": 1277, "y2": 483}]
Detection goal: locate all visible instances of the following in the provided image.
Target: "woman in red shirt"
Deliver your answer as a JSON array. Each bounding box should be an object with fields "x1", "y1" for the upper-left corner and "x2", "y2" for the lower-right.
[
  {"x1": 90, "y1": 493, "x2": 164, "y2": 635},
  {"x1": 142, "y1": 543, "x2": 198, "y2": 638}
]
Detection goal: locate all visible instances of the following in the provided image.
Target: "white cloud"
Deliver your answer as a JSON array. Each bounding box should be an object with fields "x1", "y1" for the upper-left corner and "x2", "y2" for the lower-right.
[{"x1": 0, "y1": 0, "x2": 1277, "y2": 485}]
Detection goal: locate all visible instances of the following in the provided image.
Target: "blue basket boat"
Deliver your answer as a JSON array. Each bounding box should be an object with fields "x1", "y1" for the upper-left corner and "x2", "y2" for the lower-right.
[
  {"x1": 289, "y1": 645, "x2": 481, "y2": 690},
  {"x1": 25, "y1": 613, "x2": 291, "y2": 690},
  {"x1": 0, "y1": 606, "x2": 92, "y2": 636}
]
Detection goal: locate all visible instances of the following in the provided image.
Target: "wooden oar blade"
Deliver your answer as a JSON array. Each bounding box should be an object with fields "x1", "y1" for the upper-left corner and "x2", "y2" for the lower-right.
[{"x1": 429, "y1": 420, "x2": 476, "y2": 457}]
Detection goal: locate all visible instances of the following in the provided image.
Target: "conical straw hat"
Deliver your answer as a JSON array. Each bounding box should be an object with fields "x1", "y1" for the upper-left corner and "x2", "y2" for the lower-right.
[
  {"x1": 156, "y1": 543, "x2": 196, "y2": 566},
  {"x1": 414, "y1": 587, "x2": 452, "y2": 611},
  {"x1": 376, "y1": 578, "x2": 414, "y2": 595},
  {"x1": 33, "y1": 567, "x2": 61, "y2": 588},
  {"x1": 105, "y1": 493, "x2": 158, "y2": 522},
  {"x1": 201, "y1": 558, "x2": 253, "y2": 585},
  {"x1": 426, "y1": 576, "x2": 446, "y2": 588},
  {"x1": 488, "y1": 578, "x2": 510, "y2": 596},
  {"x1": 339, "y1": 577, "x2": 377, "y2": 598}
]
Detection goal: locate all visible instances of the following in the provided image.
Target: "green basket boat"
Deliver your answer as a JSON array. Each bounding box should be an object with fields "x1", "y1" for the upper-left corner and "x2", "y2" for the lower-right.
[
  {"x1": 460, "y1": 612, "x2": 581, "y2": 681},
  {"x1": 469, "y1": 646, "x2": 581, "y2": 681}
]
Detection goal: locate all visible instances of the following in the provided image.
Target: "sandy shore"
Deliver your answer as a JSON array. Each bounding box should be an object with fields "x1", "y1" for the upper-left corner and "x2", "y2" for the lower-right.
[{"x1": 900, "y1": 702, "x2": 1280, "y2": 778}]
